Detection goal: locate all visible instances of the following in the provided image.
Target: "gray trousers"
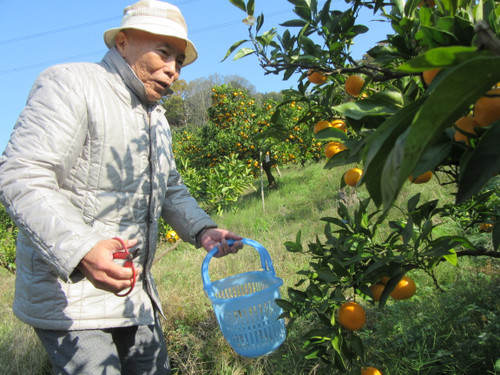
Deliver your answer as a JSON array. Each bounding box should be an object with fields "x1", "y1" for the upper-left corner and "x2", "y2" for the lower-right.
[{"x1": 34, "y1": 316, "x2": 171, "y2": 375}]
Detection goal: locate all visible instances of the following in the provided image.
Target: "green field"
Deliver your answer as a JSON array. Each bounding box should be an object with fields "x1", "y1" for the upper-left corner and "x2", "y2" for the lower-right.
[{"x1": 0, "y1": 163, "x2": 498, "y2": 374}]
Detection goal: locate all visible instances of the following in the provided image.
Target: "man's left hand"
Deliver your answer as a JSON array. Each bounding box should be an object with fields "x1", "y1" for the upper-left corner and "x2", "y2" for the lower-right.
[{"x1": 200, "y1": 228, "x2": 243, "y2": 257}]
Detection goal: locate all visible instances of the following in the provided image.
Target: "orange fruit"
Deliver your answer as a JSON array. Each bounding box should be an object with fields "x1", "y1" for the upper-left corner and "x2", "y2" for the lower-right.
[
  {"x1": 338, "y1": 302, "x2": 366, "y2": 331},
  {"x1": 390, "y1": 276, "x2": 416, "y2": 300},
  {"x1": 345, "y1": 75, "x2": 365, "y2": 97},
  {"x1": 331, "y1": 119, "x2": 347, "y2": 132},
  {"x1": 422, "y1": 68, "x2": 440, "y2": 85},
  {"x1": 344, "y1": 167, "x2": 363, "y2": 187},
  {"x1": 479, "y1": 223, "x2": 494, "y2": 232},
  {"x1": 313, "y1": 120, "x2": 331, "y2": 134},
  {"x1": 380, "y1": 276, "x2": 390, "y2": 285},
  {"x1": 166, "y1": 230, "x2": 179, "y2": 243},
  {"x1": 454, "y1": 116, "x2": 479, "y2": 145},
  {"x1": 418, "y1": 0, "x2": 436, "y2": 6},
  {"x1": 324, "y1": 142, "x2": 346, "y2": 158},
  {"x1": 370, "y1": 284, "x2": 385, "y2": 302},
  {"x1": 307, "y1": 69, "x2": 327, "y2": 85},
  {"x1": 409, "y1": 171, "x2": 433, "y2": 184},
  {"x1": 362, "y1": 367, "x2": 383, "y2": 375},
  {"x1": 473, "y1": 89, "x2": 500, "y2": 126}
]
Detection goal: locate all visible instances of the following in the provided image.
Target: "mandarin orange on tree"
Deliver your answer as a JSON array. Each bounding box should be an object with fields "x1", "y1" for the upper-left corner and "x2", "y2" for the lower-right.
[
  {"x1": 307, "y1": 69, "x2": 327, "y2": 85},
  {"x1": 422, "y1": 68, "x2": 440, "y2": 85},
  {"x1": 479, "y1": 223, "x2": 494, "y2": 232},
  {"x1": 379, "y1": 276, "x2": 390, "y2": 285},
  {"x1": 345, "y1": 75, "x2": 365, "y2": 97},
  {"x1": 313, "y1": 120, "x2": 331, "y2": 134},
  {"x1": 362, "y1": 367, "x2": 383, "y2": 375},
  {"x1": 473, "y1": 88, "x2": 500, "y2": 126},
  {"x1": 390, "y1": 276, "x2": 416, "y2": 300},
  {"x1": 409, "y1": 171, "x2": 433, "y2": 184},
  {"x1": 454, "y1": 115, "x2": 479, "y2": 145},
  {"x1": 331, "y1": 119, "x2": 347, "y2": 132},
  {"x1": 337, "y1": 302, "x2": 366, "y2": 331},
  {"x1": 344, "y1": 167, "x2": 363, "y2": 187},
  {"x1": 324, "y1": 142, "x2": 346, "y2": 158},
  {"x1": 370, "y1": 284, "x2": 385, "y2": 302}
]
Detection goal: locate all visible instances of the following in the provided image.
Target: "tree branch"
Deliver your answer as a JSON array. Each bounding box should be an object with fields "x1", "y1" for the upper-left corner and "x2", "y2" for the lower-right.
[{"x1": 456, "y1": 247, "x2": 499, "y2": 258}]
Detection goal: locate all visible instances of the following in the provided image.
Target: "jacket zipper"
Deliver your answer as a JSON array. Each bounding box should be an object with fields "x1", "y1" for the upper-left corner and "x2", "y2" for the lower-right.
[{"x1": 147, "y1": 105, "x2": 154, "y2": 225}]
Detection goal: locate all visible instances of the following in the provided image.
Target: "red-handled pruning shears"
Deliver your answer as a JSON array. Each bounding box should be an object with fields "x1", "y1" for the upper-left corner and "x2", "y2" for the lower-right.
[{"x1": 112, "y1": 237, "x2": 136, "y2": 297}]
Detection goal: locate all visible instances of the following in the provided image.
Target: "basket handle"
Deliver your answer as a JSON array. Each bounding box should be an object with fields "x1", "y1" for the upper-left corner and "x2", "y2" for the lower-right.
[{"x1": 201, "y1": 238, "x2": 275, "y2": 297}]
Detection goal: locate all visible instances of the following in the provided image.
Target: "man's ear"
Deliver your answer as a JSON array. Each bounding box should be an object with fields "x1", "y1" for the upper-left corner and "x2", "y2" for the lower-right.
[{"x1": 115, "y1": 31, "x2": 129, "y2": 58}]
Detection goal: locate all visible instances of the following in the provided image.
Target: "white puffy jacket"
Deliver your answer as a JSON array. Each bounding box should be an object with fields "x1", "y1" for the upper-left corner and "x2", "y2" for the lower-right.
[{"x1": 0, "y1": 47, "x2": 216, "y2": 330}]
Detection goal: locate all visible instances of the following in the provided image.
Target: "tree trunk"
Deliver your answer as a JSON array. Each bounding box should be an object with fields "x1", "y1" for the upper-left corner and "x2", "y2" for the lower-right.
[{"x1": 262, "y1": 160, "x2": 277, "y2": 190}]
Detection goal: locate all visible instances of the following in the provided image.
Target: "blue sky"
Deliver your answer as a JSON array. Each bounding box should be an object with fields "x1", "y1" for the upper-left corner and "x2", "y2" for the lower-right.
[{"x1": 0, "y1": 0, "x2": 392, "y2": 151}]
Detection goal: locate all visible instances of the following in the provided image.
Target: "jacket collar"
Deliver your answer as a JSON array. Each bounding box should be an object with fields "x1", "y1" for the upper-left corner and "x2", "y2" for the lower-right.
[{"x1": 102, "y1": 47, "x2": 150, "y2": 105}]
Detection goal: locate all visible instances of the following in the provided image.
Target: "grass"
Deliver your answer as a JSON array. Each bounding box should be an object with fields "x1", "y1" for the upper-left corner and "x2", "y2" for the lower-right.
[{"x1": 0, "y1": 162, "x2": 498, "y2": 374}]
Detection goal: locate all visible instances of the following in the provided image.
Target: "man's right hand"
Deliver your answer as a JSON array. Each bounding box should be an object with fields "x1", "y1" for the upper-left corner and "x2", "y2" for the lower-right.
[{"x1": 77, "y1": 238, "x2": 140, "y2": 294}]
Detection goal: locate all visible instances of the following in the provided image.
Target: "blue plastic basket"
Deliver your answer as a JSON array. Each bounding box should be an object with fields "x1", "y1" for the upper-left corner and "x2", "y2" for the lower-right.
[{"x1": 201, "y1": 238, "x2": 286, "y2": 358}]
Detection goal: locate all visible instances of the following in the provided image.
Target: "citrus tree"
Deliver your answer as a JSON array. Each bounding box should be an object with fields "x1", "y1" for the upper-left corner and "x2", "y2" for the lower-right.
[
  {"x1": 172, "y1": 84, "x2": 325, "y2": 189},
  {"x1": 224, "y1": 0, "x2": 500, "y2": 371}
]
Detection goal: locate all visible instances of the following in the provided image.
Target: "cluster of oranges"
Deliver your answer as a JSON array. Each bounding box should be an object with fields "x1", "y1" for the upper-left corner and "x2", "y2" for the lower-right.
[
  {"x1": 423, "y1": 71, "x2": 500, "y2": 145},
  {"x1": 453, "y1": 83, "x2": 500, "y2": 146},
  {"x1": 165, "y1": 230, "x2": 179, "y2": 243},
  {"x1": 337, "y1": 275, "x2": 417, "y2": 374},
  {"x1": 307, "y1": 69, "x2": 367, "y2": 100}
]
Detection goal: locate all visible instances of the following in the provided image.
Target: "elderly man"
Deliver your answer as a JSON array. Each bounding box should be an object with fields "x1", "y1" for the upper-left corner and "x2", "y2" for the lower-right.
[{"x1": 0, "y1": 1, "x2": 242, "y2": 374}]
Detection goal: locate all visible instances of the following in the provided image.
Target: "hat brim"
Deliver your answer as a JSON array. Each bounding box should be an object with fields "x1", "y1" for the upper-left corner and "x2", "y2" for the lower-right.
[{"x1": 103, "y1": 26, "x2": 198, "y2": 66}]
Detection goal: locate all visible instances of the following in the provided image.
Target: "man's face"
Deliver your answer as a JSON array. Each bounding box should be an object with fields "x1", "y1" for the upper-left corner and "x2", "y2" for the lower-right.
[{"x1": 115, "y1": 29, "x2": 186, "y2": 102}]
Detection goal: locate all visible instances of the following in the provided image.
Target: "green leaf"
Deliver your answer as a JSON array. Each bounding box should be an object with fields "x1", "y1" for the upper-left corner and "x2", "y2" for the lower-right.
[
  {"x1": 316, "y1": 268, "x2": 339, "y2": 283},
  {"x1": 362, "y1": 99, "x2": 424, "y2": 207},
  {"x1": 345, "y1": 24, "x2": 369, "y2": 37},
  {"x1": 233, "y1": 47, "x2": 255, "y2": 60},
  {"x1": 288, "y1": 288, "x2": 308, "y2": 302},
  {"x1": 229, "y1": 0, "x2": 246, "y2": 12},
  {"x1": 456, "y1": 121, "x2": 500, "y2": 204},
  {"x1": 315, "y1": 127, "x2": 348, "y2": 140},
  {"x1": 256, "y1": 13, "x2": 264, "y2": 33},
  {"x1": 423, "y1": 236, "x2": 475, "y2": 257},
  {"x1": 275, "y1": 298, "x2": 296, "y2": 311},
  {"x1": 398, "y1": 46, "x2": 480, "y2": 72},
  {"x1": 281, "y1": 19, "x2": 308, "y2": 27},
  {"x1": 332, "y1": 335, "x2": 342, "y2": 355},
  {"x1": 382, "y1": 55, "x2": 500, "y2": 210},
  {"x1": 443, "y1": 249, "x2": 458, "y2": 267},
  {"x1": 247, "y1": 0, "x2": 255, "y2": 16},
  {"x1": 411, "y1": 139, "x2": 452, "y2": 178},
  {"x1": 221, "y1": 39, "x2": 249, "y2": 62},
  {"x1": 349, "y1": 334, "x2": 364, "y2": 359},
  {"x1": 407, "y1": 193, "x2": 421, "y2": 212},
  {"x1": 333, "y1": 91, "x2": 405, "y2": 120}
]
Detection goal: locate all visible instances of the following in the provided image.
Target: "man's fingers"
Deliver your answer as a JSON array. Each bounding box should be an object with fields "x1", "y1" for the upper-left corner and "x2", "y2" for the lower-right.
[
  {"x1": 112, "y1": 238, "x2": 138, "y2": 251},
  {"x1": 214, "y1": 239, "x2": 242, "y2": 257}
]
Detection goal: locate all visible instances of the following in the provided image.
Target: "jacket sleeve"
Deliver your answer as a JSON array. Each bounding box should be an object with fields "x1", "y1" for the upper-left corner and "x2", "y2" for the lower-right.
[{"x1": 0, "y1": 65, "x2": 106, "y2": 280}]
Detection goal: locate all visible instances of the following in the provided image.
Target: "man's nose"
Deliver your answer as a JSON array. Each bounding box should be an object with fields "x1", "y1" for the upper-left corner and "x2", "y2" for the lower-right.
[{"x1": 163, "y1": 59, "x2": 180, "y2": 77}]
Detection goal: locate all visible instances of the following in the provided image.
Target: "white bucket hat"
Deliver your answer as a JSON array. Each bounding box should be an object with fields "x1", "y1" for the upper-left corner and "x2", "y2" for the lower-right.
[{"x1": 103, "y1": 0, "x2": 198, "y2": 66}]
